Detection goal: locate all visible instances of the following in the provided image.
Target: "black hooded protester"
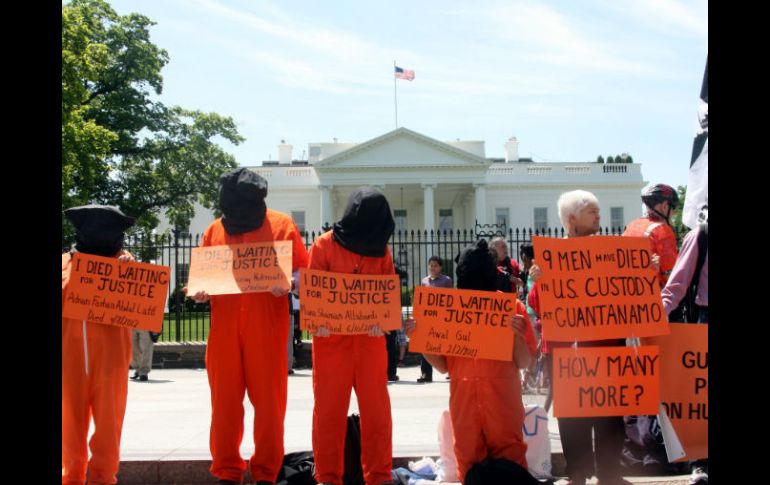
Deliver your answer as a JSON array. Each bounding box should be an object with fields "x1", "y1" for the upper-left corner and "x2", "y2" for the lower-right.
[{"x1": 306, "y1": 187, "x2": 401, "y2": 485}]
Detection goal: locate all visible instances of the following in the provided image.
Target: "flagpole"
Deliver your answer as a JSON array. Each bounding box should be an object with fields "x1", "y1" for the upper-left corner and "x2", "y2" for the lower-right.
[{"x1": 393, "y1": 60, "x2": 398, "y2": 128}]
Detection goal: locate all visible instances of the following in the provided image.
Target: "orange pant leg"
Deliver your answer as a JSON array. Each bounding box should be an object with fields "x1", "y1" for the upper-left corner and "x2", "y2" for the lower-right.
[
  {"x1": 62, "y1": 319, "x2": 91, "y2": 485},
  {"x1": 312, "y1": 336, "x2": 355, "y2": 485},
  {"x1": 87, "y1": 324, "x2": 132, "y2": 485},
  {"x1": 449, "y1": 379, "x2": 488, "y2": 483},
  {"x1": 206, "y1": 305, "x2": 247, "y2": 483},
  {"x1": 243, "y1": 301, "x2": 289, "y2": 482},
  {"x1": 352, "y1": 335, "x2": 392, "y2": 485},
  {"x1": 478, "y1": 379, "x2": 528, "y2": 470}
]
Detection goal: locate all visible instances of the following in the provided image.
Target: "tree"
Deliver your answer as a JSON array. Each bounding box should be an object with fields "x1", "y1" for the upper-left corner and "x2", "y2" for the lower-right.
[
  {"x1": 606, "y1": 155, "x2": 615, "y2": 164},
  {"x1": 62, "y1": 0, "x2": 243, "y2": 242},
  {"x1": 626, "y1": 155, "x2": 634, "y2": 164},
  {"x1": 596, "y1": 155, "x2": 605, "y2": 164},
  {"x1": 669, "y1": 185, "x2": 688, "y2": 243}
]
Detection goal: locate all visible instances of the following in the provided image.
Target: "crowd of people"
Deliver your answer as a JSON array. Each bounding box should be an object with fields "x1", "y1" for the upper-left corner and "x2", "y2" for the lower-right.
[{"x1": 62, "y1": 167, "x2": 707, "y2": 485}]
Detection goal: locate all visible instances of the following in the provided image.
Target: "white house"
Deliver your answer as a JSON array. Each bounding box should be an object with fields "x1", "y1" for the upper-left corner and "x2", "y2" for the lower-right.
[{"x1": 159, "y1": 127, "x2": 646, "y2": 237}]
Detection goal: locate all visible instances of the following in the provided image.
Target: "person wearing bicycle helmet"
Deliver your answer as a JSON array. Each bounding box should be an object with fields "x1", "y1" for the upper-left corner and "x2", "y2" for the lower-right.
[{"x1": 623, "y1": 184, "x2": 680, "y2": 288}]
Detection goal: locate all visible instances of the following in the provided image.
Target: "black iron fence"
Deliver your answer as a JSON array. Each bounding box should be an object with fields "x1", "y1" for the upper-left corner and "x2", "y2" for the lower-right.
[{"x1": 100, "y1": 225, "x2": 623, "y2": 342}]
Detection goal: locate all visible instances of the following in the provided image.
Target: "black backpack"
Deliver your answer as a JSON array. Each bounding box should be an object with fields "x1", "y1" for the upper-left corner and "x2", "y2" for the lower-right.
[
  {"x1": 275, "y1": 451, "x2": 317, "y2": 485},
  {"x1": 668, "y1": 223, "x2": 708, "y2": 323},
  {"x1": 343, "y1": 414, "x2": 365, "y2": 485},
  {"x1": 464, "y1": 458, "x2": 541, "y2": 485}
]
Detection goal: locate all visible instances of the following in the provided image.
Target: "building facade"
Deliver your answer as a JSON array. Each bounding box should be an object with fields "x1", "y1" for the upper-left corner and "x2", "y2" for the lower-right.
[{"x1": 159, "y1": 127, "x2": 645, "y2": 236}]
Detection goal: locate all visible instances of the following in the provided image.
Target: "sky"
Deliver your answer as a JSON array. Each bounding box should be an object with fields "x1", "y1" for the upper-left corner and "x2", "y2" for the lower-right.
[{"x1": 108, "y1": 0, "x2": 708, "y2": 189}]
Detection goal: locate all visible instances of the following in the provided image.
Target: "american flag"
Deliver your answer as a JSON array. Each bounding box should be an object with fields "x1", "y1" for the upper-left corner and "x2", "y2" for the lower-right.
[{"x1": 395, "y1": 66, "x2": 415, "y2": 81}]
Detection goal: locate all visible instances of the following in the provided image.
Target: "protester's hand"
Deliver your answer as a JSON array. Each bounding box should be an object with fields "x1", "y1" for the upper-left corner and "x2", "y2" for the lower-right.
[
  {"x1": 511, "y1": 276, "x2": 523, "y2": 290},
  {"x1": 271, "y1": 285, "x2": 289, "y2": 297},
  {"x1": 509, "y1": 314, "x2": 527, "y2": 338},
  {"x1": 651, "y1": 253, "x2": 660, "y2": 271},
  {"x1": 314, "y1": 326, "x2": 330, "y2": 338},
  {"x1": 191, "y1": 291, "x2": 210, "y2": 304},
  {"x1": 404, "y1": 318, "x2": 416, "y2": 335},
  {"x1": 368, "y1": 324, "x2": 385, "y2": 337},
  {"x1": 118, "y1": 252, "x2": 135, "y2": 263},
  {"x1": 529, "y1": 264, "x2": 542, "y2": 282}
]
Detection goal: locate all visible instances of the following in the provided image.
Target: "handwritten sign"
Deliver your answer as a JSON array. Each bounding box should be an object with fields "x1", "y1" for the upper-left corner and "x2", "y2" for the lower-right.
[
  {"x1": 553, "y1": 346, "x2": 660, "y2": 417},
  {"x1": 186, "y1": 241, "x2": 292, "y2": 295},
  {"x1": 62, "y1": 253, "x2": 170, "y2": 332},
  {"x1": 299, "y1": 268, "x2": 401, "y2": 334},
  {"x1": 533, "y1": 236, "x2": 669, "y2": 342},
  {"x1": 409, "y1": 286, "x2": 517, "y2": 361},
  {"x1": 644, "y1": 324, "x2": 708, "y2": 461}
]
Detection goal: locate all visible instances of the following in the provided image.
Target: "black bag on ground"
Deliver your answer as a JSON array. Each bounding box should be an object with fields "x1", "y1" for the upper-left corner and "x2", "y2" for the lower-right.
[
  {"x1": 343, "y1": 413, "x2": 365, "y2": 485},
  {"x1": 464, "y1": 458, "x2": 541, "y2": 485},
  {"x1": 275, "y1": 451, "x2": 317, "y2": 485}
]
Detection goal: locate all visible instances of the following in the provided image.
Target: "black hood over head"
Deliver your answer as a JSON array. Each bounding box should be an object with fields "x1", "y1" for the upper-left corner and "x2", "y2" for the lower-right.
[
  {"x1": 64, "y1": 205, "x2": 135, "y2": 257},
  {"x1": 219, "y1": 167, "x2": 268, "y2": 235},
  {"x1": 455, "y1": 239, "x2": 498, "y2": 292},
  {"x1": 332, "y1": 187, "x2": 395, "y2": 257}
]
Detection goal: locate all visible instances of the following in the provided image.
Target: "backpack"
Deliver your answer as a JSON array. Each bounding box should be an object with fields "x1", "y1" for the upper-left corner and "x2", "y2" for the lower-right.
[
  {"x1": 343, "y1": 414, "x2": 364, "y2": 485},
  {"x1": 275, "y1": 451, "x2": 317, "y2": 485}
]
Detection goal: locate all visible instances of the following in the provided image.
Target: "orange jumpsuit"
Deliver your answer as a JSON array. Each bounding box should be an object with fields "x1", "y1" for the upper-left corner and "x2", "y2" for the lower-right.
[
  {"x1": 62, "y1": 252, "x2": 133, "y2": 485},
  {"x1": 203, "y1": 209, "x2": 309, "y2": 483},
  {"x1": 623, "y1": 217, "x2": 678, "y2": 288},
  {"x1": 445, "y1": 299, "x2": 537, "y2": 483},
  {"x1": 308, "y1": 231, "x2": 394, "y2": 485}
]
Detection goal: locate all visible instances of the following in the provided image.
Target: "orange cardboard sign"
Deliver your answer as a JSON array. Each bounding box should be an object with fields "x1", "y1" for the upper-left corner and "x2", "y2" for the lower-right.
[
  {"x1": 644, "y1": 324, "x2": 708, "y2": 461},
  {"x1": 299, "y1": 268, "x2": 402, "y2": 335},
  {"x1": 409, "y1": 286, "x2": 517, "y2": 361},
  {"x1": 553, "y1": 346, "x2": 661, "y2": 417},
  {"x1": 533, "y1": 236, "x2": 669, "y2": 342},
  {"x1": 62, "y1": 253, "x2": 170, "y2": 332},
  {"x1": 186, "y1": 241, "x2": 292, "y2": 295}
]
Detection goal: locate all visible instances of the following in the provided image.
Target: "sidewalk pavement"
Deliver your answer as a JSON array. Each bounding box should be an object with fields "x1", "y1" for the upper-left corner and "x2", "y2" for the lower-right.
[{"x1": 110, "y1": 365, "x2": 690, "y2": 484}]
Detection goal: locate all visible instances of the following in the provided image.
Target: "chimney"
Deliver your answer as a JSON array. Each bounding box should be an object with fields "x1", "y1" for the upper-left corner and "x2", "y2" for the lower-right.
[
  {"x1": 278, "y1": 139, "x2": 292, "y2": 164},
  {"x1": 504, "y1": 136, "x2": 519, "y2": 163}
]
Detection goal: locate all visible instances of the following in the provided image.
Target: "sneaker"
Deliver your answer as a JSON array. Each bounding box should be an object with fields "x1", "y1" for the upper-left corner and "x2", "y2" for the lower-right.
[
  {"x1": 564, "y1": 478, "x2": 586, "y2": 485},
  {"x1": 288, "y1": 369, "x2": 295, "y2": 375},
  {"x1": 388, "y1": 375, "x2": 399, "y2": 382},
  {"x1": 597, "y1": 478, "x2": 632, "y2": 485},
  {"x1": 689, "y1": 467, "x2": 708, "y2": 485},
  {"x1": 130, "y1": 373, "x2": 139, "y2": 380},
  {"x1": 416, "y1": 375, "x2": 432, "y2": 383},
  {"x1": 139, "y1": 375, "x2": 149, "y2": 382}
]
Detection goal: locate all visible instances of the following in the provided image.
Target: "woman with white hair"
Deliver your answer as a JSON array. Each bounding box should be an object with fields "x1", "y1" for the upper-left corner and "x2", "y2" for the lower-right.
[{"x1": 530, "y1": 190, "x2": 630, "y2": 485}]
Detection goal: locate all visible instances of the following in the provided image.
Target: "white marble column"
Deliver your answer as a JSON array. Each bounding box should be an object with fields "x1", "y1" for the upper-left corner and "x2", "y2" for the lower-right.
[
  {"x1": 474, "y1": 183, "x2": 487, "y2": 226},
  {"x1": 320, "y1": 185, "x2": 333, "y2": 228},
  {"x1": 421, "y1": 183, "x2": 436, "y2": 233}
]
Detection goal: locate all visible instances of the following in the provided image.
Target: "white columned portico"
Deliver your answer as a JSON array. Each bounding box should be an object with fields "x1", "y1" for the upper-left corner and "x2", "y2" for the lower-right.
[
  {"x1": 319, "y1": 185, "x2": 333, "y2": 228},
  {"x1": 474, "y1": 183, "x2": 487, "y2": 225},
  {"x1": 421, "y1": 183, "x2": 436, "y2": 233}
]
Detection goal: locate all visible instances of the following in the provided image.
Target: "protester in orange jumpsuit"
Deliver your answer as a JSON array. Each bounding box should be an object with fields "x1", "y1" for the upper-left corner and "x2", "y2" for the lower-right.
[
  {"x1": 308, "y1": 187, "x2": 398, "y2": 485},
  {"x1": 420, "y1": 239, "x2": 538, "y2": 484},
  {"x1": 622, "y1": 184, "x2": 679, "y2": 289},
  {"x1": 190, "y1": 168, "x2": 309, "y2": 485},
  {"x1": 62, "y1": 205, "x2": 137, "y2": 485}
]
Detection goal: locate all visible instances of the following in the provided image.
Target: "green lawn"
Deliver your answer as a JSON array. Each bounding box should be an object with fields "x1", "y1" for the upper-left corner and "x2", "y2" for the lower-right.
[
  {"x1": 159, "y1": 312, "x2": 211, "y2": 342},
  {"x1": 158, "y1": 314, "x2": 314, "y2": 342}
]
